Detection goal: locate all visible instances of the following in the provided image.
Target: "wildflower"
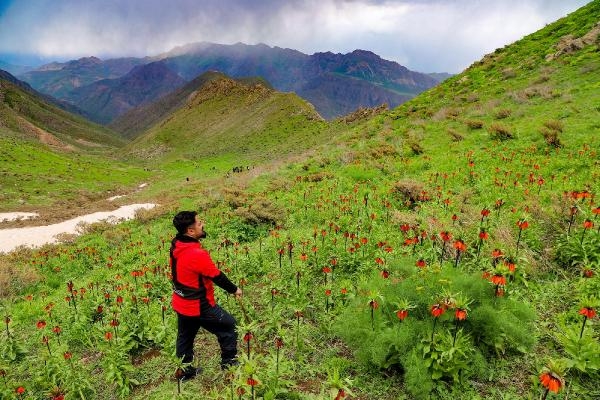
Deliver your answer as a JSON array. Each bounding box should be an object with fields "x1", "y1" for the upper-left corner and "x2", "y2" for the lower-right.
[
  {"x1": 16, "y1": 386, "x2": 26, "y2": 395},
  {"x1": 247, "y1": 377, "x2": 258, "y2": 386},
  {"x1": 579, "y1": 307, "x2": 596, "y2": 319},
  {"x1": 455, "y1": 308, "x2": 468, "y2": 321},
  {"x1": 369, "y1": 300, "x2": 379, "y2": 309},
  {"x1": 243, "y1": 332, "x2": 253, "y2": 342},
  {"x1": 380, "y1": 270, "x2": 390, "y2": 279},
  {"x1": 491, "y1": 274, "x2": 506, "y2": 286},
  {"x1": 453, "y1": 239, "x2": 466, "y2": 252},
  {"x1": 416, "y1": 259, "x2": 427, "y2": 268},
  {"x1": 396, "y1": 309, "x2": 408, "y2": 320},
  {"x1": 63, "y1": 351, "x2": 72, "y2": 360},
  {"x1": 104, "y1": 331, "x2": 113, "y2": 341},
  {"x1": 430, "y1": 304, "x2": 445, "y2": 318},
  {"x1": 36, "y1": 320, "x2": 46, "y2": 329},
  {"x1": 539, "y1": 371, "x2": 563, "y2": 394},
  {"x1": 322, "y1": 266, "x2": 332, "y2": 274}
]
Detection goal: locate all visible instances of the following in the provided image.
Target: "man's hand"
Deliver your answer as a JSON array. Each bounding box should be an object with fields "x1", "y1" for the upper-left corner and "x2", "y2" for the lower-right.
[{"x1": 234, "y1": 288, "x2": 243, "y2": 299}]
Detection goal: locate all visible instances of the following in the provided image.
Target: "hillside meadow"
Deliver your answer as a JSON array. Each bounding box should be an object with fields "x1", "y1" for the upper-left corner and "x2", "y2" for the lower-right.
[{"x1": 1, "y1": 2, "x2": 600, "y2": 399}]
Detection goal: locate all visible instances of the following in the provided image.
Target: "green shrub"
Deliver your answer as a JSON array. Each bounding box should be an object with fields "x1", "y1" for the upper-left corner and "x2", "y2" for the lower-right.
[
  {"x1": 465, "y1": 119, "x2": 484, "y2": 129},
  {"x1": 488, "y1": 123, "x2": 514, "y2": 140},
  {"x1": 334, "y1": 266, "x2": 536, "y2": 397}
]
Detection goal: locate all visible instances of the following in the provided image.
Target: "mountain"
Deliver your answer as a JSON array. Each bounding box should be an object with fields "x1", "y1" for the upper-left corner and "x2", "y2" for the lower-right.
[
  {"x1": 0, "y1": 60, "x2": 34, "y2": 76},
  {"x1": 0, "y1": 69, "x2": 123, "y2": 149},
  {"x1": 159, "y1": 44, "x2": 438, "y2": 119},
  {"x1": 64, "y1": 61, "x2": 187, "y2": 124},
  {"x1": 18, "y1": 43, "x2": 439, "y2": 121},
  {"x1": 124, "y1": 73, "x2": 329, "y2": 162},
  {"x1": 109, "y1": 70, "x2": 229, "y2": 138},
  {"x1": 18, "y1": 56, "x2": 146, "y2": 99}
]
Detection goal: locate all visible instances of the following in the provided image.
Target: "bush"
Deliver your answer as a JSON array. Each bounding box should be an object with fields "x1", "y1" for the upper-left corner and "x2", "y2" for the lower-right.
[
  {"x1": 464, "y1": 119, "x2": 484, "y2": 130},
  {"x1": 391, "y1": 179, "x2": 425, "y2": 206},
  {"x1": 494, "y1": 108, "x2": 512, "y2": 119},
  {"x1": 233, "y1": 196, "x2": 285, "y2": 226},
  {"x1": 543, "y1": 119, "x2": 564, "y2": 133},
  {"x1": 334, "y1": 266, "x2": 536, "y2": 398},
  {"x1": 447, "y1": 128, "x2": 464, "y2": 142},
  {"x1": 541, "y1": 127, "x2": 562, "y2": 148},
  {"x1": 488, "y1": 123, "x2": 514, "y2": 140}
]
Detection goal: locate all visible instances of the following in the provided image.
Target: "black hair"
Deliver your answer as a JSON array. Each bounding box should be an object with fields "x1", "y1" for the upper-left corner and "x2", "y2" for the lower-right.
[{"x1": 173, "y1": 211, "x2": 197, "y2": 234}]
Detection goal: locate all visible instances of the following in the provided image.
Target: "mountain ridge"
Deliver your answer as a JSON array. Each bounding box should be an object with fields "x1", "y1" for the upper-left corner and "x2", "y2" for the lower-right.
[{"x1": 18, "y1": 43, "x2": 443, "y2": 121}]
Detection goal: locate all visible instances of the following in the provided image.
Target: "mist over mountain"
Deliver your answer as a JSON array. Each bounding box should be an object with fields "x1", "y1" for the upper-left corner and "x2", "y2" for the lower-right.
[{"x1": 18, "y1": 42, "x2": 443, "y2": 122}]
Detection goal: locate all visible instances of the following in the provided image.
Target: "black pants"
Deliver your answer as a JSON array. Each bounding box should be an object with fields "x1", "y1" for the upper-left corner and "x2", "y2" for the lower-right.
[{"x1": 176, "y1": 305, "x2": 238, "y2": 367}]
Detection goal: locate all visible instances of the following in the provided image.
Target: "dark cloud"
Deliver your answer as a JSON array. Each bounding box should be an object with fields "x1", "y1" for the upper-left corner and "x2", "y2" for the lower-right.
[{"x1": 0, "y1": 0, "x2": 591, "y2": 72}]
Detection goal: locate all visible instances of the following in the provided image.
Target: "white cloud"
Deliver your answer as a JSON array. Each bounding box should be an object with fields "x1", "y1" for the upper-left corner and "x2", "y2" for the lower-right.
[{"x1": 0, "y1": 0, "x2": 591, "y2": 72}]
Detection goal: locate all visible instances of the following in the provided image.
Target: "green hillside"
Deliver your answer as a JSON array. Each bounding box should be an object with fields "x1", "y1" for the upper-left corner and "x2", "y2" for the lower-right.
[
  {"x1": 1, "y1": 2, "x2": 600, "y2": 400},
  {"x1": 0, "y1": 73, "x2": 150, "y2": 211},
  {"x1": 125, "y1": 75, "x2": 330, "y2": 164}
]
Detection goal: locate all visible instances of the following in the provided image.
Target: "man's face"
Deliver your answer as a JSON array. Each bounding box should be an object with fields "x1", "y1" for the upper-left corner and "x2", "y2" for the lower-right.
[{"x1": 187, "y1": 216, "x2": 207, "y2": 239}]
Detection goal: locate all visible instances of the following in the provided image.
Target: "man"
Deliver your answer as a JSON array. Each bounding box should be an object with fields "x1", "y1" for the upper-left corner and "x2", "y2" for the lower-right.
[{"x1": 170, "y1": 211, "x2": 242, "y2": 380}]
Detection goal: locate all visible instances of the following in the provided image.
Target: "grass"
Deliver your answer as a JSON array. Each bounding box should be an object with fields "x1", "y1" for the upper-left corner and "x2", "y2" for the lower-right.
[{"x1": 1, "y1": 2, "x2": 600, "y2": 399}]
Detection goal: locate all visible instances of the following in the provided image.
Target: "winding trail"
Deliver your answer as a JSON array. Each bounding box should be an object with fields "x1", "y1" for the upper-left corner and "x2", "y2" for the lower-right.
[{"x1": 0, "y1": 203, "x2": 156, "y2": 253}]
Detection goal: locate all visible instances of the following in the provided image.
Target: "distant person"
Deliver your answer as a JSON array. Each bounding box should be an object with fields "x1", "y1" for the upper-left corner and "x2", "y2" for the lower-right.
[{"x1": 170, "y1": 211, "x2": 242, "y2": 380}]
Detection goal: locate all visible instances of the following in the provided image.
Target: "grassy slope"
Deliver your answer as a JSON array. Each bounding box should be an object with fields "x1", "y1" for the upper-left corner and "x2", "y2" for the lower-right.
[
  {"x1": 1, "y1": 2, "x2": 600, "y2": 400},
  {"x1": 0, "y1": 77, "x2": 150, "y2": 212},
  {"x1": 125, "y1": 76, "x2": 329, "y2": 163}
]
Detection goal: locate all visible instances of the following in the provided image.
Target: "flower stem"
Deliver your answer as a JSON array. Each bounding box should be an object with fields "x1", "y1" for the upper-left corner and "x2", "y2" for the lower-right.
[
  {"x1": 580, "y1": 315, "x2": 588, "y2": 339},
  {"x1": 431, "y1": 317, "x2": 438, "y2": 342}
]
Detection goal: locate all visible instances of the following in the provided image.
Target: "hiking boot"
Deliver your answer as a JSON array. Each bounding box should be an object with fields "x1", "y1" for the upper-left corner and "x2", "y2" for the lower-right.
[
  {"x1": 177, "y1": 366, "x2": 203, "y2": 381},
  {"x1": 221, "y1": 360, "x2": 240, "y2": 370}
]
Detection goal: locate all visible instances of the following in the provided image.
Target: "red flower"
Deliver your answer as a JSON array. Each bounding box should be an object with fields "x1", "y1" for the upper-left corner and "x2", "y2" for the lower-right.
[
  {"x1": 517, "y1": 219, "x2": 529, "y2": 229},
  {"x1": 275, "y1": 337, "x2": 284, "y2": 348},
  {"x1": 335, "y1": 388, "x2": 346, "y2": 399},
  {"x1": 36, "y1": 320, "x2": 46, "y2": 329},
  {"x1": 579, "y1": 307, "x2": 596, "y2": 319},
  {"x1": 583, "y1": 219, "x2": 594, "y2": 229},
  {"x1": 583, "y1": 269, "x2": 594, "y2": 278},
  {"x1": 451, "y1": 214, "x2": 458, "y2": 221},
  {"x1": 369, "y1": 300, "x2": 379, "y2": 309},
  {"x1": 104, "y1": 331, "x2": 113, "y2": 341},
  {"x1": 416, "y1": 259, "x2": 426, "y2": 268},
  {"x1": 300, "y1": 253, "x2": 308, "y2": 261},
  {"x1": 52, "y1": 326, "x2": 61, "y2": 335},
  {"x1": 325, "y1": 289, "x2": 332, "y2": 296},
  {"x1": 430, "y1": 304, "x2": 445, "y2": 318},
  {"x1": 247, "y1": 377, "x2": 258, "y2": 386},
  {"x1": 400, "y1": 224, "x2": 410, "y2": 233},
  {"x1": 491, "y1": 249, "x2": 503, "y2": 258},
  {"x1": 340, "y1": 288, "x2": 348, "y2": 295},
  {"x1": 540, "y1": 372, "x2": 562, "y2": 394},
  {"x1": 396, "y1": 309, "x2": 408, "y2": 320},
  {"x1": 360, "y1": 237, "x2": 368, "y2": 245},
  {"x1": 479, "y1": 230, "x2": 489, "y2": 240},
  {"x1": 16, "y1": 386, "x2": 26, "y2": 394},
  {"x1": 243, "y1": 332, "x2": 253, "y2": 342},
  {"x1": 330, "y1": 258, "x2": 338, "y2": 266},
  {"x1": 110, "y1": 319, "x2": 119, "y2": 327},
  {"x1": 592, "y1": 207, "x2": 600, "y2": 215},
  {"x1": 380, "y1": 270, "x2": 390, "y2": 279},
  {"x1": 384, "y1": 246, "x2": 393, "y2": 253},
  {"x1": 322, "y1": 266, "x2": 332, "y2": 274},
  {"x1": 63, "y1": 351, "x2": 72, "y2": 360},
  {"x1": 481, "y1": 208, "x2": 490, "y2": 217},
  {"x1": 440, "y1": 231, "x2": 452, "y2": 242},
  {"x1": 491, "y1": 274, "x2": 506, "y2": 286},
  {"x1": 455, "y1": 309, "x2": 467, "y2": 321},
  {"x1": 453, "y1": 239, "x2": 466, "y2": 252},
  {"x1": 116, "y1": 295, "x2": 123, "y2": 304}
]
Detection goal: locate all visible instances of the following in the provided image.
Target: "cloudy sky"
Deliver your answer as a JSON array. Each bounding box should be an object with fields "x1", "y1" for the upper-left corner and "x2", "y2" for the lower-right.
[{"x1": 0, "y1": 0, "x2": 591, "y2": 73}]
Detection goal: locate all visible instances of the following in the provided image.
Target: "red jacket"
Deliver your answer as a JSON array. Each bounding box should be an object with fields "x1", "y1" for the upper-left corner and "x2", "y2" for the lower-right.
[{"x1": 170, "y1": 235, "x2": 237, "y2": 316}]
